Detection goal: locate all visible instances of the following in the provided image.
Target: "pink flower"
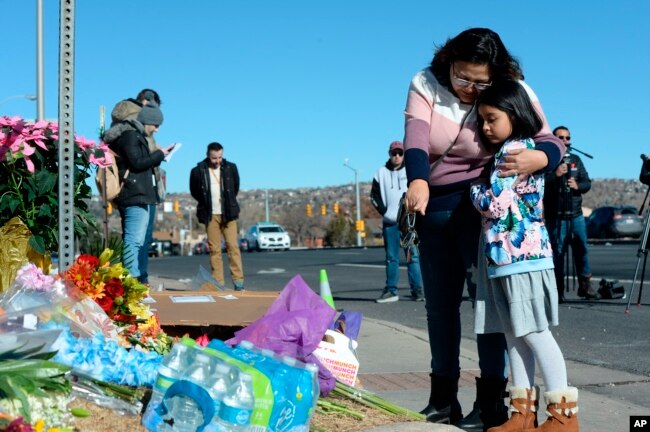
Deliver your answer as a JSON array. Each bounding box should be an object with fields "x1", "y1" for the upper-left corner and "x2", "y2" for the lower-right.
[
  {"x1": 15, "y1": 263, "x2": 55, "y2": 291},
  {"x1": 75, "y1": 135, "x2": 96, "y2": 151}
]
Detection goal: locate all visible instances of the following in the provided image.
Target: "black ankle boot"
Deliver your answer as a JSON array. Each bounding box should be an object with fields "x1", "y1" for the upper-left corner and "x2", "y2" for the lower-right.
[
  {"x1": 455, "y1": 377, "x2": 508, "y2": 431},
  {"x1": 419, "y1": 373, "x2": 463, "y2": 424}
]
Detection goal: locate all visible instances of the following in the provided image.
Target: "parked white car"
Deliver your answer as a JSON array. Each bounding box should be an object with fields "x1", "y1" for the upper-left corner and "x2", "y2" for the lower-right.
[{"x1": 246, "y1": 222, "x2": 291, "y2": 251}]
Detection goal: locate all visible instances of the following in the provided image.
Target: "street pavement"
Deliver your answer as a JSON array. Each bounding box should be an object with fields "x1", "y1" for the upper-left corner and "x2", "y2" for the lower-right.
[{"x1": 149, "y1": 275, "x2": 649, "y2": 432}]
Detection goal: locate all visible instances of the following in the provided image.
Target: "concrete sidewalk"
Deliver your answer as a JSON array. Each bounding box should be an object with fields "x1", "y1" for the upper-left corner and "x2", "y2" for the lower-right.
[{"x1": 148, "y1": 276, "x2": 649, "y2": 431}]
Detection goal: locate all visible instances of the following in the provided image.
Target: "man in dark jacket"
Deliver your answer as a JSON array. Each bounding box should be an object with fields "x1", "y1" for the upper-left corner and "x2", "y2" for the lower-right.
[
  {"x1": 189, "y1": 142, "x2": 244, "y2": 290},
  {"x1": 111, "y1": 102, "x2": 172, "y2": 281},
  {"x1": 544, "y1": 126, "x2": 599, "y2": 301}
]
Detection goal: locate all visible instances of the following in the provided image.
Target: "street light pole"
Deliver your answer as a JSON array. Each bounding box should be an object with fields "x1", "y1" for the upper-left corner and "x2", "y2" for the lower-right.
[
  {"x1": 36, "y1": 0, "x2": 45, "y2": 120},
  {"x1": 0, "y1": 94, "x2": 37, "y2": 107},
  {"x1": 344, "y1": 159, "x2": 362, "y2": 247}
]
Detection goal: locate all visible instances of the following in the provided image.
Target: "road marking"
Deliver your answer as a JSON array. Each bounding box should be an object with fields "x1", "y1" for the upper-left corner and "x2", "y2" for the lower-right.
[
  {"x1": 337, "y1": 263, "x2": 385, "y2": 269},
  {"x1": 257, "y1": 268, "x2": 286, "y2": 274}
]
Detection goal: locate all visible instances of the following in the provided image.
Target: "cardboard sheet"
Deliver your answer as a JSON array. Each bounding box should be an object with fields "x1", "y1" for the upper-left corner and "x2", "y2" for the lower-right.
[{"x1": 149, "y1": 290, "x2": 279, "y2": 328}]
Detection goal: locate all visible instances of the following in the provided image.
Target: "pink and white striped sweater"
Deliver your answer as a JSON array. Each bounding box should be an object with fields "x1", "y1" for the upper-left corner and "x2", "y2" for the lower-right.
[{"x1": 403, "y1": 68, "x2": 563, "y2": 210}]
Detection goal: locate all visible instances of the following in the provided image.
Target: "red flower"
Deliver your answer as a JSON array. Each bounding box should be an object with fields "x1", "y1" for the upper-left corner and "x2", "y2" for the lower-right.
[
  {"x1": 104, "y1": 278, "x2": 124, "y2": 299},
  {"x1": 77, "y1": 254, "x2": 100, "y2": 269},
  {"x1": 96, "y1": 295, "x2": 114, "y2": 312}
]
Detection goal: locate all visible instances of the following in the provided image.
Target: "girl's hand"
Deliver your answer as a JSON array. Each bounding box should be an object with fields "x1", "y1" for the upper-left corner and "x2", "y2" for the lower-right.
[
  {"x1": 405, "y1": 179, "x2": 429, "y2": 215},
  {"x1": 496, "y1": 148, "x2": 548, "y2": 183}
]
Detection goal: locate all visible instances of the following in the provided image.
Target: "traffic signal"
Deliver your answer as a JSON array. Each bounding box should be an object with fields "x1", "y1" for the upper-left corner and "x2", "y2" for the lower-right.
[
  {"x1": 355, "y1": 219, "x2": 365, "y2": 232},
  {"x1": 306, "y1": 203, "x2": 312, "y2": 217},
  {"x1": 321, "y1": 204, "x2": 326, "y2": 216},
  {"x1": 174, "y1": 199, "x2": 180, "y2": 213},
  {"x1": 333, "y1": 202, "x2": 339, "y2": 214},
  {"x1": 106, "y1": 202, "x2": 113, "y2": 214}
]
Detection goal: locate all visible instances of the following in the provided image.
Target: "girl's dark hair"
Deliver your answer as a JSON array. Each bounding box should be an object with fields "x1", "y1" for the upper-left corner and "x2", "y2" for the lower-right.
[
  {"x1": 477, "y1": 80, "x2": 543, "y2": 140},
  {"x1": 430, "y1": 28, "x2": 523, "y2": 88}
]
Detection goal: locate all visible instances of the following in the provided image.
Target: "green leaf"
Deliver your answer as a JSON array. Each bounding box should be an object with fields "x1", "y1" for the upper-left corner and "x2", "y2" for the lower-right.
[
  {"x1": 34, "y1": 170, "x2": 57, "y2": 196},
  {"x1": 28, "y1": 235, "x2": 46, "y2": 255}
]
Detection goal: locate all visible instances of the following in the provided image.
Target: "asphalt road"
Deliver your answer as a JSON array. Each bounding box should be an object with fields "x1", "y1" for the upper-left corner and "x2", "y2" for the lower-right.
[{"x1": 148, "y1": 243, "x2": 650, "y2": 377}]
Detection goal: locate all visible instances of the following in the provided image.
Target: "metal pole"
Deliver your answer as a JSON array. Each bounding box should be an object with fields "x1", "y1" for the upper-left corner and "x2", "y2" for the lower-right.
[
  {"x1": 265, "y1": 189, "x2": 269, "y2": 222},
  {"x1": 36, "y1": 0, "x2": 45, "y2": 120},
  {"x1": 344, "y1": 160, "x2": 363, "y2": 247},
  {"x1": 354, "y1": 169, "x2": 362, "y2": 247},
  {"x1": 57, "y1": 0, "x2": 75, "y2": 271}
]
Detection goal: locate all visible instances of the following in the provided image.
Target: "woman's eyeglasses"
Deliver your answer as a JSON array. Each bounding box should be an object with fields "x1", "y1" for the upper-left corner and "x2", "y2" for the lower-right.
[
  {"x1": 451, "y1": 64, "x2": 492, "y2": 91},
  {"x1": 390, "y1": 150, "x2": 404, "y2": 157},
  {"x1": 557, "y1": 135, "x2": 571, "y2": 141}
]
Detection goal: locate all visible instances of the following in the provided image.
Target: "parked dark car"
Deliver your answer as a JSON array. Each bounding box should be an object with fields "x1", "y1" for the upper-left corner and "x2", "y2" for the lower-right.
[
  {"x1": 192, "y1": 240, "x2": 211, "y2": 255},
  {"x1": 149, "y1": 239, "x2": 174, "y2": 257},
  {"x1": 586, "y1": 206, "x2": 644, "y2": 239}
]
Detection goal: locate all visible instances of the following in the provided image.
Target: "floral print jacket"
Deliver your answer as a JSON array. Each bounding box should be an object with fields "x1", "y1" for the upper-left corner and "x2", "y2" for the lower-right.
[{"x1": 470, "y1": 138, "x2": 554, "y2": 278}]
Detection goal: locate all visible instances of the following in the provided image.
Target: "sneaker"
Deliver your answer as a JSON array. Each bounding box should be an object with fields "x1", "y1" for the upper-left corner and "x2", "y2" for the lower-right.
[
  {"x1": 233, "y1": 280, "x2": 245, "y2": 291},
  {"x1": 376, "y1": 290, "x2": 399, "y2": 303},
  {"x1": 410, "y1": 290, "x2": 424, "y2": 302}
]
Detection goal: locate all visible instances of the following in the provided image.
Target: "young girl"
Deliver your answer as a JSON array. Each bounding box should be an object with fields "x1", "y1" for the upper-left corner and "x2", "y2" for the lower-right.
[{"x1": 470, "y1": 80, "x2": 580, "y2": 432}]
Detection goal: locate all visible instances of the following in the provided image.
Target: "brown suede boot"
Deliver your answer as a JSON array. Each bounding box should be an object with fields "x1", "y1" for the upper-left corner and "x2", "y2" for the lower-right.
[
  {"x1": 525, "y1": 387, "x2": 579, "y2": 432},
  {"x1": 487, "y1": 386, "x2": 538, "y2": 432},
  {"x1": 577, "y1": 275, "x2": 601, "y2": 300}
]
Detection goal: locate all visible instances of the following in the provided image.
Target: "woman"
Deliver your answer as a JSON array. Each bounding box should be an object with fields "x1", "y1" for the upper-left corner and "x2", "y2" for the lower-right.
[{"x1": 402, "y1": 28, "x2": 564, "y2": 430}]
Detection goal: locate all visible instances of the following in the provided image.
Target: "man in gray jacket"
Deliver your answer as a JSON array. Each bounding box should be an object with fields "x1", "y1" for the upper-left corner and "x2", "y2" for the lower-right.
[{"x1": 370, "y1": 141, "x2": 424, "y2": 303}]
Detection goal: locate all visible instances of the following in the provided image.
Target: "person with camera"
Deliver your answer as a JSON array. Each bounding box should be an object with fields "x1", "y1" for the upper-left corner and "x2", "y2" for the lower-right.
[
  {"x1": 370, "y1": 140, "x2": 424, "y2": 303},
  {"x1": 544, "y1": 126, "x2": 600, "y2": 301}
]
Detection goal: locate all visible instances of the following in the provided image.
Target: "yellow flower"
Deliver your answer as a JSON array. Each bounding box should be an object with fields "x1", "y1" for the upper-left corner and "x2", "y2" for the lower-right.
[
  {"x1": 98, "y1": 248, "x2": 114, "y2": 265},
  {"x1": 35, "y1": 418, "x2": 45, "y2": 432}
]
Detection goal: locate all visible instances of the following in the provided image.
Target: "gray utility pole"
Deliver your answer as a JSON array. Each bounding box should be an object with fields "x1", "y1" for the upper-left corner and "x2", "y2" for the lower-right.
[
  {"x1": 36, "y1": 0, "x2": 45, "y2": 120},
  {"x1": 58, "y1": 0, "x2": 76, "y2": 271},
  {"x1": 265, "y1": 189, "x2": 270, "y2": 222},
  {"x1": 343, "y1": 159, "x2": 363, "y2": 247}
]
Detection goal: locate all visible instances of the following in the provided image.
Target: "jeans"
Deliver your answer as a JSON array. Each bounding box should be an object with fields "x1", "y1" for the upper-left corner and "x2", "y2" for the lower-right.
[
  {"x1": 383, "y1": 222, "x2": 423, "y2": 293},
  {"x1": 119, "y1": 205, "x2": 150, "y2": 279},
  {"x1": 416, "y1": 197, "x2": 508, "y2": 380},
  {"x1": 138, "y1": 204, "x2": 156, "y2": 284},
  {"x1": 548, "y1": 215, "x2": 590, "y2": 276}
]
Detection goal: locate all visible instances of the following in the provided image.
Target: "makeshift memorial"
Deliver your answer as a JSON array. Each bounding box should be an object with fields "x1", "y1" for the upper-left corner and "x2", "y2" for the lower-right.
[{"x1": 0, "y1": 116, "x2": 111, "y2": 257}]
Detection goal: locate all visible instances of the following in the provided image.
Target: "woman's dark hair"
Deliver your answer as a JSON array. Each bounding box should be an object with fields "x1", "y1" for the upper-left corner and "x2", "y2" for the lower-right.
[
  {"x1": 430, "y1": 28, "x2": 523, "y2": 88},
  {"x1": 477, "y1": 80, "x2": 543, "y2": 140}
]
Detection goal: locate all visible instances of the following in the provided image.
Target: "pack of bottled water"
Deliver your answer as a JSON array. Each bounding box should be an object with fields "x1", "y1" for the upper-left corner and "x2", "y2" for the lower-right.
[{"x1": 142, "y1": 337, "x2": 320, "y2": 432}]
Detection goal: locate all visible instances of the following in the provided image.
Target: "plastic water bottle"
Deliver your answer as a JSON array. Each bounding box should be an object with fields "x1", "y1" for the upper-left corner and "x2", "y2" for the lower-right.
[
  {"x1": 148, "y1": 343, "x2": 192, "y2": 413},
  {"x1": 204, "y1": 363, "x2": 237, "y2": 432},
  {"x1": 216, "y1": 372, "x2": 255, "y2": 432},
  {"x1": 164, "y1": 352, "x2": 215, "y2": 431}
]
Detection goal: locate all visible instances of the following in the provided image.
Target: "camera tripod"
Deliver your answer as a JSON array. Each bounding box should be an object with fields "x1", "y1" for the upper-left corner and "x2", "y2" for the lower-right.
[{"x1": 625, "y1": 184, "x2": 650, "y2": 313}]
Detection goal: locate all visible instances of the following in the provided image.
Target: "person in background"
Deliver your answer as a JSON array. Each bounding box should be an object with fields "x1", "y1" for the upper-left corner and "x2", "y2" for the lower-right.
[
  {"x1": 544, "y1": 126, "x2": 598, "y2": 301},
  {"x1": 102, "y1": 89, "x2": 166, "y2": 285},
  {"x1": 471, "y1": 80, "x2": 580, "y2": 431},
  {"x1": 402, "y1": 28, "x2": 564, "y2": 430},
  {"x1": 110, "y1": 103, "x2": 173, "y2": 281},
  {"x1": 370, "y1": 140, "x2": 424, "y2": 303},
  {"x1": 189, "y1": 142, "x2": 245, "y2": 290}
]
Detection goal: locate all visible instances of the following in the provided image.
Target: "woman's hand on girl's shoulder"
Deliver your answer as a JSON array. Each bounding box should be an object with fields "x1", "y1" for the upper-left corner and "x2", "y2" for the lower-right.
[{"x1": 496, "y1": 148, "x2": 549, "y2": 183}]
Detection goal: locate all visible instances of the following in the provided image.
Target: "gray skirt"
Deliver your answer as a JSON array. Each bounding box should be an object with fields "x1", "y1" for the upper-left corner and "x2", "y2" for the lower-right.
[{"x1": 474, "y1": 245, "x2": 559, "y2": 337}]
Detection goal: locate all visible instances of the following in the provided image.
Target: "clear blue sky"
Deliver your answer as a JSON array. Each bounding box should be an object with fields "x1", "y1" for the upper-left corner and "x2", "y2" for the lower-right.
[{"x1": 2, "y1": 1, "x2": 649, "y2": 193}]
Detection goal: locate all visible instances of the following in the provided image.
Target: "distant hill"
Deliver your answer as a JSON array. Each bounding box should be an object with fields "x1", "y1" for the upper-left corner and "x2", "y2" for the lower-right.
[{"x1": 89, "y1": 178, "x2": 650, "y2": 247}]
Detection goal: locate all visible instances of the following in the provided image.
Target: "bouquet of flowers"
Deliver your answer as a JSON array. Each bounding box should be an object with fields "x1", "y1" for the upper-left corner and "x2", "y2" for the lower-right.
[
  {"x1": 0, "y1": 116, "x2": 111, "y2": 255},
  {"x1": 59, "y1": 249, "x2": 172, "y2": 354}
]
